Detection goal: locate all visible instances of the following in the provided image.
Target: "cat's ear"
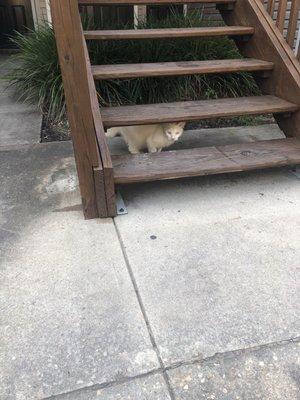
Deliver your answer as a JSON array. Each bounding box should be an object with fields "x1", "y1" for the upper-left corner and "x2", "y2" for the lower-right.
[{"x1": 177, "y1": 121, "x2": 186, "y2": 128}]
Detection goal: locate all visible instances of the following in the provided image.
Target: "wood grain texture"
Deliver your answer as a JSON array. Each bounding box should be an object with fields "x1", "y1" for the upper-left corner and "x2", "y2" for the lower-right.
[
  {"x1": 286, "y1": 0, "x2": 300, "y2": 47},
  {"x1": 276, "y1": 0, "x2": 288, "y2": 32},
  {"x1": 219, "y1": 0, "x2": 300, "y2": 138},
  {"x1": 92, "y1": 58, "x2": 274, "y2": 79},
  {"x1": 112, "y1": 138, "x2": 300, "y2": 184},
  {"x1": 79, "y1": 0, "x2": 235, "y2": 4},
  {"x1": 83, "y1": 41, "x2": 116, "y2": 216},
  {"x1": 84, "y1": 26, "x2": 255, "y2": 40},
  {"x1": 101, "y1": 95, "x2": 298, "y2": 127},
  {"x1": 266, "y1": 0, "x2": 276, "y2": 16},
  {"x1": 50, "y1": 0, "x2": 104, "y2": 219},
  {"x1": 93, "y1": 166, "x2": 109, "y2": 217}
]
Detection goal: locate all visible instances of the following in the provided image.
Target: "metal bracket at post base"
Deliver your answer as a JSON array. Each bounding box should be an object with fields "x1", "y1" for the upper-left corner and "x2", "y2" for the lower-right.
[
  {"x1": 289, "y1": 165, "x2": 300, "y2": 179},
  {"x1": 116, "y1": 191, "x2": 128, "y2": 215}
]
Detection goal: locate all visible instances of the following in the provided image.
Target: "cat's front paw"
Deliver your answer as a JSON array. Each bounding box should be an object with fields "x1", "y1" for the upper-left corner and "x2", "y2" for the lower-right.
[
  {"x1": 129, "y1": 147, "x2": 141, "y2": 155},
  {"x1": 148, "y1": 147, "x2": 158, "y2": 153}
]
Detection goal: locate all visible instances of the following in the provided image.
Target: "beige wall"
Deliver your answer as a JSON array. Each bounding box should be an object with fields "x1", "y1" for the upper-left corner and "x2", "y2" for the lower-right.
[{"x1": 30, "y1": 0, "x2": 51, "y2": 26}]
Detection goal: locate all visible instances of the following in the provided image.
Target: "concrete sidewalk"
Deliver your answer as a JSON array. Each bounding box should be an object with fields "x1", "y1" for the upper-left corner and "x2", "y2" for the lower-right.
[
  {"x1": 0, "y1": 55, "x2": 299, "y2": 400},
  {"x1": 0, "y1": 54, "x2": 42, "y2": 147}
]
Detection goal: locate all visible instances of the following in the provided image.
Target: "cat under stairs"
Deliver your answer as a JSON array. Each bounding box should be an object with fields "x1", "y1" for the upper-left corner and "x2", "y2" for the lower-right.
[{"x1": 50, "y1": 0, "x2": 300, "y2": 219}]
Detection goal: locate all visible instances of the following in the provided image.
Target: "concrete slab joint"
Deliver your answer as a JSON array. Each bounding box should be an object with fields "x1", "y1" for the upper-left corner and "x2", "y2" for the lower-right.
[{"x1": 0, "y1": 55, "x2": 299, "y2": 399}]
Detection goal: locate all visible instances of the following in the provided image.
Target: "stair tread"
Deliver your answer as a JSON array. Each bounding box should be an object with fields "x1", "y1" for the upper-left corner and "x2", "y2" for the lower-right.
[
  {"x1": 84, "y1": 26, "x2": 254, "y2": 40},
  {"x1": 112, "y1": 138, "x2": 300, "y2": 183},
  {"x1": 79, "y1": 0, "x2": 235, "y2": 4},
  {"x1": 92, "y1": 58, "x2": 274, "y2": 79},
  {"x1": 101, "y1": 95, "x2": 298, "y2": 127}
]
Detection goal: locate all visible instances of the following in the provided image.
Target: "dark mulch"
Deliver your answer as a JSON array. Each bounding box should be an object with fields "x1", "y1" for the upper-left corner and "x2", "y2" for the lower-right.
[{"x1": 41, "y1": 117, "x2": 70, "y2": 142}]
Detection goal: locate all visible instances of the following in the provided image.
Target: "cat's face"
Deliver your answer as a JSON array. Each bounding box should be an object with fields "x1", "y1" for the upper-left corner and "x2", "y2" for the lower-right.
[{"x1": 163, "y1": 122, "x2": 186, "y2": 141}]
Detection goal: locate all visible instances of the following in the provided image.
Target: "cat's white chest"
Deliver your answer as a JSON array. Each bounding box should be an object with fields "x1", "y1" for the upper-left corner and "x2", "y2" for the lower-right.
[{"x1": 151, "y1": 131, "x2": 173, "y2": 148}]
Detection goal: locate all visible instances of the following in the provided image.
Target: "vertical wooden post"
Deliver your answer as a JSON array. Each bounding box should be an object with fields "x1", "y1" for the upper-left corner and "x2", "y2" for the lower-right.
[
  {"x1": 286, "y1": 0, "x2": 300, "y2": 48},
  {"x1": 266, "y1": 0, "x2": 276, "y2": 17},
  {"x1": 297, "y1": 28, "x2": 300, "y2": 59},
  {"x1": 50, "y1": 0, "x2": 112, "y2": 218},
  {"x1": 83, "y1": 41, "x2": 116, "y2": 217},
  {"x1": 276, "y1": 0, "x2": 288, "y2": 33}
]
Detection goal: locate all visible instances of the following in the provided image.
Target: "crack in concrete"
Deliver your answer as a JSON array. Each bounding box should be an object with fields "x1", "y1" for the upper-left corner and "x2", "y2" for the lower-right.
[
  {"x1": 43, "y1": 368, "x2": 162, "y2": 400},
  {"x1": 42, "y1": 217, "x2": 300, "y2": 400},
  {"x1": 164, "y1": 336, "x2": 300, "y2": 371},
  {"x1": 113, "y1": 218, "x2": 176, "y2": 400},
  {"x1": 42, "y1": 335, "x2": 300, "y2": 399}
]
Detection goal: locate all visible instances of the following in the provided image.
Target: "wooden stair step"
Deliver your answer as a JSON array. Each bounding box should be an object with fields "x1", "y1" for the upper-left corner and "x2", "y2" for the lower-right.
[
  {"x1": 101, "y1": 95, "x2": 298, "y2": 127},
  {"x1": 112, "y1": 138, "x2": 300, "y2": 184},
  {"x1": 79, "y1": 0, "x2": 235, "y2": 4},
  {"x1": 92, "y1": 59, "x2": 274, "y2": 80},
  {"x1": 84, "y1": 26, "x2": 254, "y2": 40}
]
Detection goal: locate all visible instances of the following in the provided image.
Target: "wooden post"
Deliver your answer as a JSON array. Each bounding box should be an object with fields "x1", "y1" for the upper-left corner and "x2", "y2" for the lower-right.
[
  {"x1": 50, "y1": 0, "x2": 114, "y2": 218},
  {"x1": 287, "y1": 0, "x2": 300, "y2": 48},
  {"x1": 266, "y1": 0, "x2": 276, "y2": 17},
  {"x1": 296, "y1": 28, "x2": 300, "y2": 59},
  {"x1": 276, "y1": 0, "x2": 288, "y2": 33}
]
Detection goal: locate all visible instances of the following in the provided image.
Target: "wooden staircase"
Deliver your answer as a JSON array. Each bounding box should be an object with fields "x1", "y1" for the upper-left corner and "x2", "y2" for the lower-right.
[{"x1": 50, "y1": 0, "x2": 300, "y2": 219}]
